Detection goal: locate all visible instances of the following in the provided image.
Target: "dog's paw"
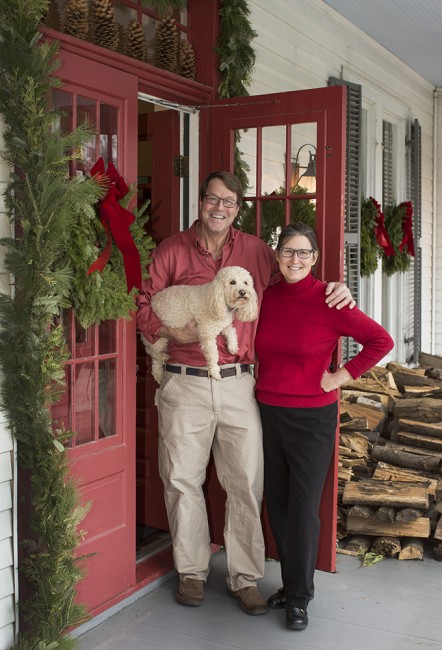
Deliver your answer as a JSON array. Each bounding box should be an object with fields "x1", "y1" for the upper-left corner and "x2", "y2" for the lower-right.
[
  {"x1": 227, "y1": 340, "x2": 238, "y2": 354},
  {"x1": 209, "y1": 367, "x2": 221, "y2": 380}
]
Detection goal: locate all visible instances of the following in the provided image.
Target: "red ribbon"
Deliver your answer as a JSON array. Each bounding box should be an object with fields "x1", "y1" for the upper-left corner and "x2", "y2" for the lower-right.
[
  {"x1": 370, "y1": 196, "x2": 395, "y2": 257},
  {"x1": 398, "y1": 200, "x2": 415, "y2": 256},
  {"x1": 87, "y1": 158, "x2": 142, "y2": 292}
]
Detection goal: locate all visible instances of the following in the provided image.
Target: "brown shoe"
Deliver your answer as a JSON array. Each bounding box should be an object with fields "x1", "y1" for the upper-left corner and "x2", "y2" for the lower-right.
[
  {"x1": 176, "y1": 578, "x2": 205, "y2": 607},
  {"x1": 227, "y1": 586, "x2": 268, "y2": 615}
]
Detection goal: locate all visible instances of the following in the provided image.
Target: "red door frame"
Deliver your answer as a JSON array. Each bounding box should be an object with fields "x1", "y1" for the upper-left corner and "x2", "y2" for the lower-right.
[{"x1": 201, "y1": 85, "x2": 347, "y2": 572}]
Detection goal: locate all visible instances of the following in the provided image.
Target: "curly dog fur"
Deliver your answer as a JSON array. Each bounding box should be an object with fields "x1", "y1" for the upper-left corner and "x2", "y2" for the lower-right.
[{"x1": 141, "y1": 266, "x2": 258, "y2": 383}]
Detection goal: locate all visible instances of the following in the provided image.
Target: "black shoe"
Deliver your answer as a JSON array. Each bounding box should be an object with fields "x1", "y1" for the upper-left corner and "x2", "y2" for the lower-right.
[
  {"x1": 267, "y1": 587, "x2": 286, "y2": 609},
  {"x1": 286, "y1": 606, "x2": 308, "y2": 630}
]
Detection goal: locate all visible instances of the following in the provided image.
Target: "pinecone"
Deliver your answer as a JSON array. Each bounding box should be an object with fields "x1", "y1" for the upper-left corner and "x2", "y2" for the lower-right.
[
  {"x1": 90, "y1": 0, "x2": 119, "y2": 51},
  {"x1": 62, "y1": 0, "x2": 88, "y2": 40},
  {"x1": 154, "y1": 16, "x2": 179, "y2": 73},
  {"x1": 125, "y1": 20, "x2": 148, "y2": 62},
  {"x1": 179, "y1": 38, "x2": 196, "y2": 80}
]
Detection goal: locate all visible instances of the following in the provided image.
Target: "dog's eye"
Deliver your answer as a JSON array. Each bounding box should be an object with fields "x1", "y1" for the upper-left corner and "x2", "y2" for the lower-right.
[{"x1": 229, "y1": 280, "x2": 236, "y2": 285}]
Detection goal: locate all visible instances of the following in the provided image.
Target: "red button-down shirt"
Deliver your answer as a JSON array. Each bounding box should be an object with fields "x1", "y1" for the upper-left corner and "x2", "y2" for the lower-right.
[{"x1": 136, "y1": 220, "x2": 279, "y2": 366}]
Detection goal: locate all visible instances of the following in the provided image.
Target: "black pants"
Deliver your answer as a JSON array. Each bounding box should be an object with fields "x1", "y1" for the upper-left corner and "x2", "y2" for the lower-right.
[{"x1": 259, "y1": 401, "x2": 338, "y2": 609}]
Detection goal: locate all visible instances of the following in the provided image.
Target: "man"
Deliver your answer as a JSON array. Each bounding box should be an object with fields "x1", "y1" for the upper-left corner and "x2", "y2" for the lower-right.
[{"x1": 137, "y1": 170, "x2": 353, "y2": 616}]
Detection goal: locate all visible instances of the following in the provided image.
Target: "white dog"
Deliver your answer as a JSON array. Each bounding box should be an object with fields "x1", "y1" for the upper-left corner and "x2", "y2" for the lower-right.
[{"x1": 141, "y1": 266, "x2": 258, "y2": 383}]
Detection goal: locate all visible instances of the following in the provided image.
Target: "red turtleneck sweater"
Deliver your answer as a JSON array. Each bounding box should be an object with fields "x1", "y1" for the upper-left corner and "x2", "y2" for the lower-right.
[{"x1": 255, "y1": 273, "x2": 394, "y2": 408}]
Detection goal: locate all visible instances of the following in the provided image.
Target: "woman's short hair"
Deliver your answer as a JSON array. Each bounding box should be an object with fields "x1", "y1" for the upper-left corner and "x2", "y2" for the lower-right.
[{"x1": 276, "y1": 222, "x2": 319, "y2": 255}]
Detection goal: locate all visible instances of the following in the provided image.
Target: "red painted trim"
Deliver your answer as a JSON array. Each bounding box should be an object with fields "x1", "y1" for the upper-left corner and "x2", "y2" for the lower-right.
[
  {"x1": 187, "y1": 0, "x2": 220, "y2": 97},
  {"x1": 41, "y1": 26, "x2": 213, "y2": 106}
]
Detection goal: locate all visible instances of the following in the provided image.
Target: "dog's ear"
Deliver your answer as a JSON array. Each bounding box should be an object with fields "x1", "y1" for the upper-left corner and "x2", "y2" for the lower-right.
[
  {"x1": 236, "y1": 288, "x2": 259, "y2": 322},
  {"x1": 207, "y1": 273, "x2": 229, "y2": 320}
]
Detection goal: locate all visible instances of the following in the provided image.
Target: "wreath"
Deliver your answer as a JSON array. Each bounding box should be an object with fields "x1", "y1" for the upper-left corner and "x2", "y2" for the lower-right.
[
  {"x1": 67, "y1": 158, "x2": 155, "y2": 329},
  {"x1": 360, "y1": 196, "x2": 381, "y2": 277},
  {"x1": 381, "y1": 200, "x2": 415, "y2": 276}
]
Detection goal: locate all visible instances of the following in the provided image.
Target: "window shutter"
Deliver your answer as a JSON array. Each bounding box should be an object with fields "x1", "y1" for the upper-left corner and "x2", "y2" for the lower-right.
[
  {"x1": 410, "y1": 119, "x2": 422, "y2": 363},
  {"x1": 382, "y1": 121, "x2": 394, "y2": 205},
  {"x1": 329, "y1": 77, "x2": 362, "y2": 362}
]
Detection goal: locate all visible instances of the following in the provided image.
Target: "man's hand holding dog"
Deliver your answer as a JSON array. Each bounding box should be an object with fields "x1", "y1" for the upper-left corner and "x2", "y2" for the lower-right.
[{"x1": 159, "y1": 321, "x2": 199, "y2": 344}]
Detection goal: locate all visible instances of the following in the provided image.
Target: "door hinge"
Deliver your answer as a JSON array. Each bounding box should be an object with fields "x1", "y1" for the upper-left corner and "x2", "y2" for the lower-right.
[{"x1": 174, "y1": 155, "x2": 189, "y2": 178}]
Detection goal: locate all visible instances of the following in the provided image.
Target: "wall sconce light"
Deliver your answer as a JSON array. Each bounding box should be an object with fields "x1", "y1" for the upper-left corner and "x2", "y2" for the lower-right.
[{"x1": 291, "y1": 143, "x2": 317, "y2": 193}]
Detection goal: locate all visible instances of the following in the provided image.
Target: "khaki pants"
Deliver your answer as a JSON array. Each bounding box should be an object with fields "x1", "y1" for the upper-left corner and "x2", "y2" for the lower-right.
[{"x1": 156, "y1": 365, "x2": 265, "y2": 590}]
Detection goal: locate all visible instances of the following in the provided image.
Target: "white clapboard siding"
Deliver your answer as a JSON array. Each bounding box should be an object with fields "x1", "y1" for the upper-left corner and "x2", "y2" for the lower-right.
[
  {"x1": 0, "y1": 111, "x2": 16, "y2": 649},
  {"x1": 0, "y1": 448, "x2": 15, "y2": 649},
  {"x1": 249, "y1": 0, "x2": 435, "y2": 358},
  {"x1": 435, "y1": 97, "x2": 442, "y2": 356}
]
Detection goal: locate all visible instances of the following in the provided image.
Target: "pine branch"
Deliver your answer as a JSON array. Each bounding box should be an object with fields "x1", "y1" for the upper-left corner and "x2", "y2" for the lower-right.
[
  {"x1": 141, "y1": 0, "x2": 185, "y2": 16},
  {"x1": 216, "y1": 0, "x2": 257, "y2": 98}
]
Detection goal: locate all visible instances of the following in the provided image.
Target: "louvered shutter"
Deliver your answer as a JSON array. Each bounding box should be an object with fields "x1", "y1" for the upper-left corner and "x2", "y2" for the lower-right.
[
  {"x1": 329, "y1": 77, "x2": 362, "y2": 362},
  {"x1": 410, "y1": 119, "x2": 422, "y2": 362},
  {"x1": 383, "y1": 121, "x2": 394, "y2": 205}
]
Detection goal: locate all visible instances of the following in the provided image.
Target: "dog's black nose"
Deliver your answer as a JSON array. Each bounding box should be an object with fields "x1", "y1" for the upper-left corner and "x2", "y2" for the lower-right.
[{"x1": 239, "y1": 290, "x2": 246, "y2": 297}]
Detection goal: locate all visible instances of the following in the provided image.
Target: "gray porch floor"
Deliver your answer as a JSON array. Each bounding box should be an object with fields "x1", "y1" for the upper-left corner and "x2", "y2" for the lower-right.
[{"x1": 75, "y1": 548, "x2": 442, "y2": 649}]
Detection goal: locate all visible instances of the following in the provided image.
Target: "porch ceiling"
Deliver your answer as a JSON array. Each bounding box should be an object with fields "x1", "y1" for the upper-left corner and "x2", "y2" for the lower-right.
[{"x1": 323, "y1": 0, "x2": 442, "y2": 88}]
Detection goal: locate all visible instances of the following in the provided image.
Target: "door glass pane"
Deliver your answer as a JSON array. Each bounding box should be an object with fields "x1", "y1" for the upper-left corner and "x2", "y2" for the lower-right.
[
  {"x1": 235, "y1": 128, "x2": 257, "y2": 196},
  {"x1": 52, "y1": 89, "x2": 73, "y2": 132},
  {"x1": 99, "y1": 320, "x2": 117, "y2": 354},
  {"x1": 262, "y1": 125, "x2": 286, "y2": 194},
  {"x1": 75, "y1": 322, "x2": 96, "y2": 359},
  {"x1": 290, "y1": 123, "x2": 317, "y2": 195},
  {"x1": 236, "y1": 200, "x2": 256, "y2": 236},
  {"x1": 262, "y1": 198, "x2": 285, "y2": 247},
  {"x1": 52, "y1": 365, "x2": 71, "y2": 439},
  {"x1": 291, "y1": 196, "x2": 317, "y2": 228},
  {"x1": 74, "y1": 362, "x2": 95, "y2": 445},
  {"x1": 100, "y1": 103, "x2": 118, "y2": 165},
  {"x1": 99, "y1": 359, "x2": 117, "y2": 438},
  {"x1": 77, "y1": 96, "x2": 97, "y2": 174}
]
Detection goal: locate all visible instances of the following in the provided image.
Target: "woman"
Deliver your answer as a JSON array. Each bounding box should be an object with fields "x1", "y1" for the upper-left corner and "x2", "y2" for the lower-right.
[{"x1": 254, "y1": 222, "x2": 394, "y2": 631}]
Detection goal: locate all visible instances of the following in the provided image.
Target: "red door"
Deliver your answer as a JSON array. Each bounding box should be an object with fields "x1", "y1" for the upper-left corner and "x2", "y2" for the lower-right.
[
  {"x1": 52, "y1": 51, "x2": 138, "y2": 613},
  {"x1": 201, "y1": 85, "x2": 347, "y2": 572}
]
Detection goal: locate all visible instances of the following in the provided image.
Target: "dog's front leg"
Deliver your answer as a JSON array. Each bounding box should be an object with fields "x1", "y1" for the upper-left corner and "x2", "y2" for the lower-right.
[
  {"x1": 198, "y1": 328, "x2": 222, "y2": 380},
  {"x1": 222, "y1": 324, "x2": 238, "y2": 355},
  {"x1": 141, "y1": 335, "x2": 169, "y2": 384}
]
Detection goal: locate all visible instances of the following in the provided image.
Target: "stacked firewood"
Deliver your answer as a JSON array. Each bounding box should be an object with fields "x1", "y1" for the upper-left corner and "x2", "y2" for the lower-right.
[{"x1": 337, "y1": 354, "x2": 442, "y2": 561}]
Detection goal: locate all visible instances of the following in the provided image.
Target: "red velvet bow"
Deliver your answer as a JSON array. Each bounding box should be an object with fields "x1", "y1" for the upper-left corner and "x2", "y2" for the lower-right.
[
  {"x1": 87, "y1": 158, "x2": 142, "y2": 292},
  {"x1": 398, "y1": 200, "x2": 415, "y2": 256},
  {"x1": 370, "y1": 196, "x2": 395, "y2": 257}
]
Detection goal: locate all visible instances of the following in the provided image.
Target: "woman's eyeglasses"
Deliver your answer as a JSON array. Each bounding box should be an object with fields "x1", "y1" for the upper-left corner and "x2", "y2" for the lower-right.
[
  {"x1": 204, "y1": 194, "x2": 238, "y2": 209},
  {"x1": 279, "y1": 248, "x2": 314, "y2": 259}
]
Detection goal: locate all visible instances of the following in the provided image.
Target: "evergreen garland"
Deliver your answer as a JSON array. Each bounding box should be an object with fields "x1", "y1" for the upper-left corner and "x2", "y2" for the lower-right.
[
  {"x1": 141, "y1": 0, "x2": 185, "y2": 15},
  {"x1": 216, "y1": 0, "x2": 257, "y2": 195},
  {"x1": 360, "y1": 196, "x2": 381, "y2": 277},
  {"x1": 0, "y1": 0, "x2": 152, "y2": 647},
  {"x1": 382, "y1": 201, "x2": 414, "y2": 276},
  {"x1": 216, "y1": 0, "x2": 257, "y2": 98},
  {"x1": 0, "y1": 2, "x2": 99, "y2": 647}
]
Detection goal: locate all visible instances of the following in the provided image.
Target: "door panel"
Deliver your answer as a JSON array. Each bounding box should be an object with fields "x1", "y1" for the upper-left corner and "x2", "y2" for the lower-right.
[
  {"x1": 136, "y1": 109, "x2": 180, "y2": 531},
  {"x1": 202, "y1": 86, "x2": 347, "y2": 572},
  {"x1": 53, "y1": 51, "x2": 138, "y2": 612}
]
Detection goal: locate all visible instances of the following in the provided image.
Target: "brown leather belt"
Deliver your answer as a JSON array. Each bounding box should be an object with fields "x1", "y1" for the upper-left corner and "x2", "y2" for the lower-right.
[{"x1": 165, "y1": 364, "x2": 250, "y2": 378}]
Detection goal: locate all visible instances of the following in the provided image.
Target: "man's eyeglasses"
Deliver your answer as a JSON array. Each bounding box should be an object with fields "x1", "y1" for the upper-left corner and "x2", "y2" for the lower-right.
[
  {"x1": 204, "y1": 194, "x2": 238, "y2": 209},
  {"x1": 279, "y1": 247, "x2": 314, "y2": 259}
]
